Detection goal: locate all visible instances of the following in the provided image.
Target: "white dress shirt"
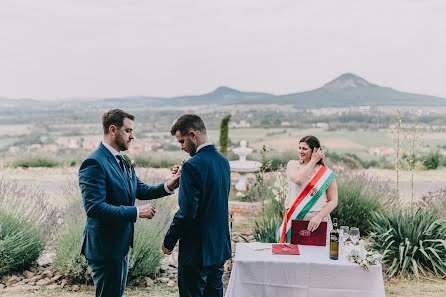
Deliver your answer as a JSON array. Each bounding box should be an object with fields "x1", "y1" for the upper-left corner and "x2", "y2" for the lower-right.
[{"x1": 196, "y1": 142, "x2": 213, "y2": 153}]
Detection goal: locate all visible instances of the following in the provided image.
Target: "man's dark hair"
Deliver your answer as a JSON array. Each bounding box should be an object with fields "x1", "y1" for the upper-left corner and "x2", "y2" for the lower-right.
[
  {"x1": 170, "y1": 114, "x2": 206, "y2": 136},
  {"x1": 102, "y1": 109, "x2": 135, "y2": 134}
]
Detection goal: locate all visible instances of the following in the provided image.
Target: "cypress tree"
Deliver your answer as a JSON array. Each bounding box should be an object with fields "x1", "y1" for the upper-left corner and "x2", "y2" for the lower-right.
[{"x1": 219, "y1": 115, "x2": 231, "y2": 155}]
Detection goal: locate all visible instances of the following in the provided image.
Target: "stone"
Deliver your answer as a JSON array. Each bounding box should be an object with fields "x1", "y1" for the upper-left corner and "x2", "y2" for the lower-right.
[
  {"x1": 60, "y1": 279, "x2": 67, "y2": 288},
  {"x1": 27, "y1": 276, "x2": 42, "y2": 283},
  {"x1": 37, "y1": 252, "x2": 55, "y2": 267},
  {"x1": 23, "y1": 271, "x2": 35, "y2": 279},
  {"x1": 158, "y1": 277, "x2": 169, "y2": 283},
  {"x1": 167, "y1": 280, "x2": 175, "y2": 287},
  {"x1": 0, "y1": 284, "x2": 4, "y2": 290},
  {"x1": 71, "y1": 284, "x2": 80, "y2": 291},
  {"x1": 42, "y1": 270, "x2": 54, "y2": 278},
  {"x1": 51, "y1": 274, "x2": 63, "y2": 282},
  {"x1": 160, "y1": 265, "x2": 169, "y2": 273},
  {"x1": 11, "y1": 281, "x2": 26, "y2": 287},
  {"x1": 30, "y1": 267, "x2": 38, "y2": 273},
  {"x1": 144, "y1": 277, "x2": 154, "y2": 287},
  {"x1": 7, "y1": 275, "x2": 20, "y2": 286},
  {"x1": 22, "y1": 285, "x2": 39, "y2": 291},
  {"x1": 1, "y1": 276, "x2": 8, "y2": 284},
  {"x1": 47, "y1": 284, "x2": 59, "y2": 290},
  {"x1": 28, "y1": 282, "x2": 36, "y2": 286},
  {"x1": 36, "y1": 278, "x2": 51, "y2": 286}
]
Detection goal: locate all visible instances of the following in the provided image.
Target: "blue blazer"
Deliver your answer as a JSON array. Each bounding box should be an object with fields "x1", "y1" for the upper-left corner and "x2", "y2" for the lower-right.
[
  {"x1": 79, "y1": 143, "x2": 171, "y2": 261},
  {"x1": 163, "y1": 144, "x2": 231, "y2": 267}
]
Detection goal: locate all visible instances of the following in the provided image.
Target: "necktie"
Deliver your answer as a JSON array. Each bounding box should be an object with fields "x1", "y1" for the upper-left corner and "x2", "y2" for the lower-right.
[
  {"x1": 116, "y1": 155, "x2": 126, "y2": 174},
  {"x1": 116, "y1": 155, "x2": 132, "y2": 192}
]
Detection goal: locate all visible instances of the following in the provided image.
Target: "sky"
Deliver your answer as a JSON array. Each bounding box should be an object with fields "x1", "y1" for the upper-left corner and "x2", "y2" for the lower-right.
[{"x1": 1, "y1": 0, "x2": 445, "y2": 100}]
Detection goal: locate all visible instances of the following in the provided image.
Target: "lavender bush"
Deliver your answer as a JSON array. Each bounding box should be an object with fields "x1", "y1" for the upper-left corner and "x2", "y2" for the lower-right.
[
  {"x1": 331, "y1": 170, "x2": 396, "y2": 236},
  {"x1": 0, "y1": 180, "x2": 59, "y2": 275},
  {"x1": 418, "y1": 187, "x2": 446, "y2": 217}
]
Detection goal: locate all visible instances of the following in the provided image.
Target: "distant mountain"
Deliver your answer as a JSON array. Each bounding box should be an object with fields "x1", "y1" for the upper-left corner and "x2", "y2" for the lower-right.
[
  {"x1": 1, "y1": 74, "x2": 445, "y2": 113},
  {"x1": 169, "y1": 86, "x2": 274, "y2": 105},
  {"x1": 268, "y1": 73, "x2": 446, "y2": 107}
]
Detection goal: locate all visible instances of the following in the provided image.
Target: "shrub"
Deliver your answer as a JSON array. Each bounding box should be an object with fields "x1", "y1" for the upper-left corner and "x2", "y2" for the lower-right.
[
  {"x1": 53, "y1": 196, "x2": 90, "y2": 283},
  {"x1": 132, "y1": 155, "x2": 177, "y2": 168},
  {"x1": 252, "y1": 218, "x2": 281, "y2": 243},
  {"x1": 423, "y1": 150, "x2": 441, "y2": 170},
  {"x1": 370, "y1": 208, "x2": 446, "y2": 278},
  {"x1": 252, "y1": 170, "x2": 287, "y2": 243},
  {"x1": 417, "y1": 187, "x2": 446, "y2": 218},
  {"x1": 128, "y1": 196, "x2": 175, "y2": 283},
  {"x1": 7, "y1": 155, "x2": 80, "y2": 168},
  {"x1": 10, "y1": 156, "x2": 60, "y2": 168},
  {"x1": 331, "y1": 171, "x2": 394, "y2": 236},
  {"x1": 53, "y1": 170, "x2": 176, "y2": 284},
  {"x1": 0, "y1": 211, "x2": 44, "y2": 275},
  {"x1": 0, "y1": 181, "x2": 57, "y2": 275}
]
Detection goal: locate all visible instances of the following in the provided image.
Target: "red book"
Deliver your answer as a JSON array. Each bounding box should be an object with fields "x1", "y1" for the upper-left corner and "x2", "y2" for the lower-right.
[
  {"x1": 290, "y1": 220, "x2": 327, "y2": 246},
  {"x1": 272, "y1": 243, "x2": 300, "y2": 255}
]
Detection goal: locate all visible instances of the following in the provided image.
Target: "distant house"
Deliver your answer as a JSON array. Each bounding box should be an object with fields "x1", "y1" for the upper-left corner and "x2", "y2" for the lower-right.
[
  {"x1": 128, "y1": 139, "x2": 145, "y2": 153},
  {"x1": 315, "y1": 122, "x2": 329, "y2": 129},
  {"x1": 368, "y1": 147, "x2": 395, "y2": 156},
  {"x1": 82, "y1": 138, "x2": 100, "y2": 150},
  {"x1": 27, "y1": 144, "x2": 42, "y2": 152},
  {"x1": 229, "y1": 121, "x2": 251, "y2": 128},
  {"x1": 281, "y1": 121, "x2": 291, "y2": 127},
  {"x1": 41, "y1": 144, "x2": 58, "y2": 152},
  {"x1": 8, "y1": 146, "x2": 20, "y2": 153},
  {"x1": 55, "y1": 138, "x2": 80, "y2": 149}
]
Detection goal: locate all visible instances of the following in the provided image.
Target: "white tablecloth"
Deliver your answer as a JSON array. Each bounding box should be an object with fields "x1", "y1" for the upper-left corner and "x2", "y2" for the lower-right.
[{"x1": 225, "y1": 243, "x2": 385, "y2": 297}]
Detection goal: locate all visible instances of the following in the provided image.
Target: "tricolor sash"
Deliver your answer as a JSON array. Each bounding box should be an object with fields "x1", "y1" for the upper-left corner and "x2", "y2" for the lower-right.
[{"x1": 277, "y1": 165, "x2": 336, "y2": 243}]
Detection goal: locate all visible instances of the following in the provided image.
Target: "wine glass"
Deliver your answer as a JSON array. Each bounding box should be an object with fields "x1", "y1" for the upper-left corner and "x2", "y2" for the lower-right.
[
  {"x1": 349, "y1": 227, "x2": 360, "y2": 250},
  {"x1": 339, "y1": 226, "x2": 349, "y2": 258}
]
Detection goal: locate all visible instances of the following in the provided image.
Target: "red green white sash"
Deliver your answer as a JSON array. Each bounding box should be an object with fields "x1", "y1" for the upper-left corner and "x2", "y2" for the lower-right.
[{"x1": 277, "y1": 165, "x2": 336, "y2": 243}]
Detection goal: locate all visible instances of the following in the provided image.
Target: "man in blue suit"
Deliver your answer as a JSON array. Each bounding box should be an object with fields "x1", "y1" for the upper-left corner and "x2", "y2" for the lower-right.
[
  {"x1": 79, "y1": 109, "x2": 180, "y2": 297},
  {"x1": 162, "y1": 114, "x2": 231, "y2": 297}
]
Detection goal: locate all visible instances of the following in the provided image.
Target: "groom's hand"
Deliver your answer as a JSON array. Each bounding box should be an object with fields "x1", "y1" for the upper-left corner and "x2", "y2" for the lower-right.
[
  {"x1": 162, "y1": 243, "x2": 172, "y2": 255},
  {"x1": 166, "y1": 166, "x2": 181, "y2": 191},
  {"x1": 138, "y1": 204, "x2": 156, "y2": 219}
]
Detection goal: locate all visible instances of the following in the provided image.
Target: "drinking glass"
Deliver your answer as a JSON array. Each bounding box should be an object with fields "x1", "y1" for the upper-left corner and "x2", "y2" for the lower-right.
[
  {"x1": 350, "y1": 227, "x2": 360, "y2": 249},
  {"x1": 339, "y1": 226, "x2": 349, "y2": 258}
]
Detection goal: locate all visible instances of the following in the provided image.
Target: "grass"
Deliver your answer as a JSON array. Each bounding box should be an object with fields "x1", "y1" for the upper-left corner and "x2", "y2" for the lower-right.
[{"x1": 385, "y1": 278, "x2": 446, "y2": 296}]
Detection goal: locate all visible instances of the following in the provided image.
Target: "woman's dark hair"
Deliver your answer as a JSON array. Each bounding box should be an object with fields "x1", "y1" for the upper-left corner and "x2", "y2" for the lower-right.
[{"x1": 299, "y1": 135, "x2": 325, "y2": 166}]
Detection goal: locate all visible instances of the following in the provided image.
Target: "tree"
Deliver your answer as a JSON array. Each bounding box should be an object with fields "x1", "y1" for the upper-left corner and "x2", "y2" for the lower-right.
[{"x1": 219, "y1": 115, "x2": 231, "y2": 155}]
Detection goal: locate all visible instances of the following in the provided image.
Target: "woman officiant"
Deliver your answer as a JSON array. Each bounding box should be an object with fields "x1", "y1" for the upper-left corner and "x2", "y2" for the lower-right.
[{"x1": 277, "y1": 135, "x2": 338, "y2": 243}]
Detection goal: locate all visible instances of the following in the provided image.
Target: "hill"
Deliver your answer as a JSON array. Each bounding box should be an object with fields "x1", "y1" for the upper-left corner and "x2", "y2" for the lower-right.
[{"x1": 1, "y1": 74, "x2": 445, "y2": 115}]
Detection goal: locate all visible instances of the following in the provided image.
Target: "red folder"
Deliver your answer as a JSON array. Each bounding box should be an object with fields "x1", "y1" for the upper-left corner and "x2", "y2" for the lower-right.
[
  {"x1": 290, "y1": 220, "x2": 327, "y2": 246},
  {"x1": 272, "y1": 244, "x2": 300, "y2": 255}
]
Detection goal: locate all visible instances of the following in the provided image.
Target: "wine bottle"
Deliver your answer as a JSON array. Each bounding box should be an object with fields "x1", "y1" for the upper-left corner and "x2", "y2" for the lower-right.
[{"x1": 329, "y1": 218, "x2": 339, "y2": 260}]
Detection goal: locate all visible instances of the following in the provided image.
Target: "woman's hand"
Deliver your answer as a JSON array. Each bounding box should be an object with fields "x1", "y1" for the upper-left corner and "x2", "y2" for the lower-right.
[
  {"x1": 307, "y1": 214, "x2": 323, "y2": 232},
  {"x1": 310, "y1": 148, "x2": 324, "y2": 163}
]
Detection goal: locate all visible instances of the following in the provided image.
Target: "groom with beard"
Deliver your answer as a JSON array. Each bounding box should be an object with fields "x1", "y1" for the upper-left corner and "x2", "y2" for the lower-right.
[
  {"x1": 162, "y1": 114, "x2": 232, "y2": 297},
  {"x1": 79, "y1": 109, "x2": 180, "y2": 297}
]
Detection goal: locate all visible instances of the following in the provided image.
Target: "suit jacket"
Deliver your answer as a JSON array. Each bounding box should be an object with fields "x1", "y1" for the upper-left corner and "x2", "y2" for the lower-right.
[
  {"x1": 79, "y1": 143, "x2": 171, "y2": 261},
  {"x1": 163, "y1": 144, "x2": 231, "y2": 266}
]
